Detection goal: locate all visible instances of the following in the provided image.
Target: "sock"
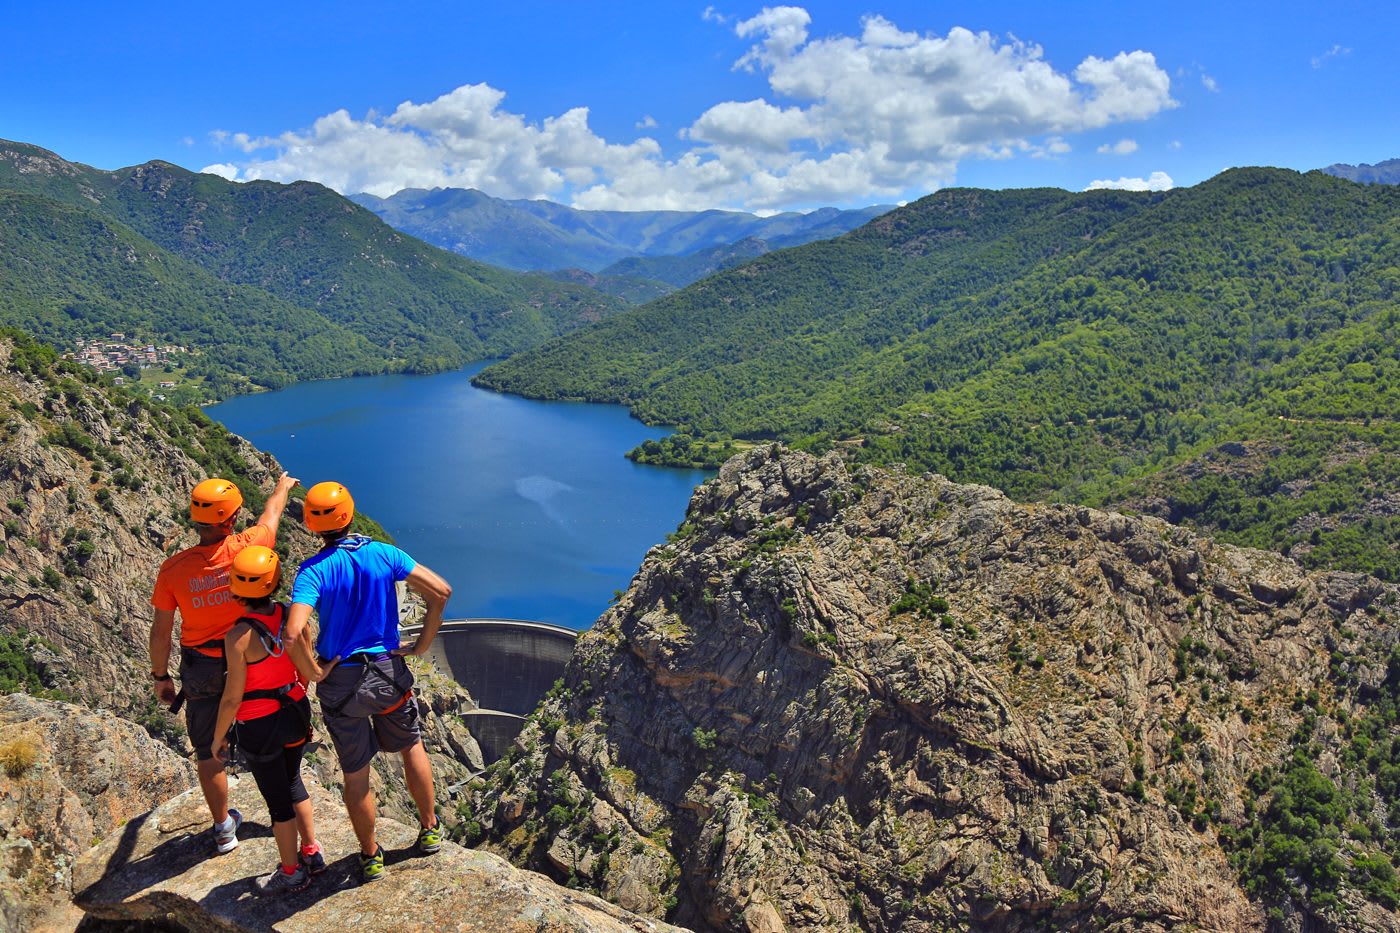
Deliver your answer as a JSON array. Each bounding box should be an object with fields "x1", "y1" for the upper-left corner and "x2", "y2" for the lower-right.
[
  {"x1": 300, "y1": 842, "x2": 320, "y2": 857},
  {"x1": 281, "y1": 863, "x2": 299, "y2": 876},
  {"x1": 214, "y1": 815, "x2": 235, "y2": 832}
]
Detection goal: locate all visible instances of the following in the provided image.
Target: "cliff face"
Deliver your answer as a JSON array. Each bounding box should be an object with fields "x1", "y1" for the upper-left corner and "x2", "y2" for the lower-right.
[
  {"x1": 470, "y1": 446, "x2": 1400, "y2": 932},
  {"x1": 0, "y1": 693, "x2": 196, "y2": 932},
  {"x1": 0, "y1": 336, "x2": 322, "y2": 719},
  {"x1": 0, "y1": 336, "x2": 485, "y2": 917}
]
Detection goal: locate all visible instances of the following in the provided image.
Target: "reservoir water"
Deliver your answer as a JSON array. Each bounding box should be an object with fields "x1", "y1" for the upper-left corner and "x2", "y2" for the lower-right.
[{"x1": 205, "y1": 363, "x2": 712, "y2": 629}]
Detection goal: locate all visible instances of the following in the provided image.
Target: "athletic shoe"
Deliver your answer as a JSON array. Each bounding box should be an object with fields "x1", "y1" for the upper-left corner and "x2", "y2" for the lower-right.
[
  {"x1": 417, "y1": 822, "x2": 443, "y2": 855},
  {"x1": 300, "y1": 847, "x2": 327, "y2": 876},
  {"x1": 359, "y1": 845, "x2": 385, "y2": 883},
  {"x1": 255, "y1": 863, "x2": 311, "y2": 896},
  {"x1": 213, "y1": 809, "x2": 242, "y2": 855}
]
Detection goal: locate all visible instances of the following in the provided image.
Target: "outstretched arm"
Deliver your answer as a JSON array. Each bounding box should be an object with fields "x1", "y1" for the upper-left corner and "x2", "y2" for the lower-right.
[
  {"x1": 394, "y1": 564, "x2": 452, "y2": 657},
  {"x1": 255, "y1": 472, "x2": 300, "y2": 539}
]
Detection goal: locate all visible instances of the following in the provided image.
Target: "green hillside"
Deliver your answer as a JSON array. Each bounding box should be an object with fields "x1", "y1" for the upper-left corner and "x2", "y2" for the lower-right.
[
  {"x1": 478, "y1": 168, "x2": 1400, "y2": 578},
  {"x1": 0, "y1": 190, "x2": 387, "y2": 397},
  {"x1": 599, "y1": 236, "x2": 771, "y2": 289},
  {"x1": 0, "y1": 139, "x2": 623, "y2": 384}
]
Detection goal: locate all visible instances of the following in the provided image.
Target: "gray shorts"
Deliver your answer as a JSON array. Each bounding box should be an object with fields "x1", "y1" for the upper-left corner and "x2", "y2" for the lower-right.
[
  {"x1": 316, "y1": 654, "x2": 421, "y2": 775},
  {"x1": 180, "y1": 651, "x2": 227, "y2": 761}
]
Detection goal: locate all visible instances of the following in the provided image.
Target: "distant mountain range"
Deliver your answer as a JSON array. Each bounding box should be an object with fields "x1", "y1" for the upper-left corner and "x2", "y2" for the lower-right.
[
  {"x1": 0, "y1": 140, "x2": 622, "y2": 397},
  {"x1": 349, "y1": 187, "x2": 892, "y2": 288},
  {"x1": 1321, "y1": 158, "x2": 1400, "y2": 184}
]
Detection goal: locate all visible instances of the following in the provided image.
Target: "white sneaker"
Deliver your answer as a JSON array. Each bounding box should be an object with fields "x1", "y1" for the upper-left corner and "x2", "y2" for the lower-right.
[{"x1": 213, "y1": 808, "x2": 242, "y2": 854}]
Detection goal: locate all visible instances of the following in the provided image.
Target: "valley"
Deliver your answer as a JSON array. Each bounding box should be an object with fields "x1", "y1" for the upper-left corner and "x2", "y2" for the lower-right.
[{"x1": 0, "y1": 141, "x2": 1398, "y2": 932}]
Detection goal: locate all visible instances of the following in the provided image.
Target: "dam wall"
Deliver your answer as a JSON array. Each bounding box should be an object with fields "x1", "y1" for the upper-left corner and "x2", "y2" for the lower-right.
[{"x1": 403, "y1": 618, "x2": 577, "y2": 764}]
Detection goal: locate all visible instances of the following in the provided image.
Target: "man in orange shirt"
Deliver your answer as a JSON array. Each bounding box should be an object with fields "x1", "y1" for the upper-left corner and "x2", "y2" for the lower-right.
[{"x1": 150, "y1": 472, "x2": 298, "y2": 854}]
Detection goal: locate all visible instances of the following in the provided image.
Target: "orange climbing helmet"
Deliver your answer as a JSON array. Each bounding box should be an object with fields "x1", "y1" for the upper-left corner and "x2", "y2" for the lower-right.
[
  {"x1": 229, "y1": 546, "x2": 280, "y2": 598},
  {"x1": 190, "y1": 478, "x2": 243, "y2": 525},
  {"x1": 304, "y1": 481, "x2": 354, "y2": 533}
]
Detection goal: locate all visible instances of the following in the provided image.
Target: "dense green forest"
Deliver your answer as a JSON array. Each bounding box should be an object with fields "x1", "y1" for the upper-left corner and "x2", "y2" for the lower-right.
[
  {"x1": 479, "y1": 169, "x2": 1400, "y2": 579},
  {"x1": 0, "y1": 139, "x2": 623, "y2": 393}
]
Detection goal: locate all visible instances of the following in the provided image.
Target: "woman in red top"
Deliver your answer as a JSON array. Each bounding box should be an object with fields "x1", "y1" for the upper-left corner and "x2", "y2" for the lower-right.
[{"x1": 213, "y1": 546, "x2": 323, "y2": 895}]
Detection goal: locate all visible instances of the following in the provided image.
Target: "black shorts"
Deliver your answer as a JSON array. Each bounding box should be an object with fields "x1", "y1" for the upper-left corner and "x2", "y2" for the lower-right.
[
  {"x1": 179, "y1": 651, "x2": 227, "y2": 761},
  {"x1": 236, "y1": 696, "x2": 312, "y2": 823},
  {"x1": 316, "y1": 655, "x2": 421, "y2": 775}
]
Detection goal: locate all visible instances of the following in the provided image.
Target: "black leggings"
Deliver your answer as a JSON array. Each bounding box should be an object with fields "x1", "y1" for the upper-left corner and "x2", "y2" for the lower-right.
[{"x1": 236, "y1": 697, "x2": 311, "y2": 824}]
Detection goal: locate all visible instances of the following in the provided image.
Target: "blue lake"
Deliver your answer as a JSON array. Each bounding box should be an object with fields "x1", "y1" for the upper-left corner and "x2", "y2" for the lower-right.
[{"x1": 205, "y1": 363, "x2": 712, "y2": 629}]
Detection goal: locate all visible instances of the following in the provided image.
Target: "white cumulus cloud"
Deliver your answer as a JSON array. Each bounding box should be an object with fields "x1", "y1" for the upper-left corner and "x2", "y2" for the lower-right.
[
  {"x1": 1085, "y1": 170, "x2": 1174, "y2": 191},
  {"x1": 1097, "y1": 138, "x2": 1138, "y2": 155},
  {"x1": 203, "y1": 7, "x2": 1176, "y2": 211}
]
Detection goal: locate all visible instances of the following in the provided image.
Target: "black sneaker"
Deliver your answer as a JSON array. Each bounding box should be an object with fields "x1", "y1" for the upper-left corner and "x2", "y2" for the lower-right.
[
  {"x1": 255, "y1": 863, "x2": 311, "y2": 895},
  {"x1": 300, "y1": 848, "x2": 327, "y2": 876}
]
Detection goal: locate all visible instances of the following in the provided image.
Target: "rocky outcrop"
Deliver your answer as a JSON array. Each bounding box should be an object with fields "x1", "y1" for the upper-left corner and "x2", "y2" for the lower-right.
[
  {"x1": 0, "y1": 338, "x2": 487, "y2": 918},
  {"x1": 0, "y1": 337, "x2": 327, "y2": 719},
  {"x1": 0, "y1": 693, "x2": 196, "y2": 932},
  {"x1": 73, "y1": 769, "x2": 685, "y2": 933},
  {"x1": 470, "y1": 446, "x2": 1400, "y2": 932}
]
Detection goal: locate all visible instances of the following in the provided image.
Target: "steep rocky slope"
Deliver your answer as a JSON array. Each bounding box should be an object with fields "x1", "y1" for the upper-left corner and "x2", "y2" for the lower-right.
[
  {"x1": 0, "y1": 332, "x2": 316, "y2": 719},
  {"x1": 0, "y1": 693, "x2": 196, "y2": 932},
  {"x1": 0, "y1": 333, "x2": 485, "y2": 906},
  {"x1": 469, "y1": 446, "x2": 1400, "y2": 932}
]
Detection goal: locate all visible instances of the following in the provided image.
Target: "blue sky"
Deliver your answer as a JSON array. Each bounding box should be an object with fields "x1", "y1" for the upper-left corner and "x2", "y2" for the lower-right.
[{"x1": 2, "y1": 1, "x2": 1395, "y2": 212}]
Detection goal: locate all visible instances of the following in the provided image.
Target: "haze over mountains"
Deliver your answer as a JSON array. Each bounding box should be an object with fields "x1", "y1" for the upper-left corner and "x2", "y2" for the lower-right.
[
  {"x1": 1323, "y1": 159, "x2": 1400, "y2": 185},
  {"x1": 350, "y1": 186, "x2": 891, "y2": 290}
]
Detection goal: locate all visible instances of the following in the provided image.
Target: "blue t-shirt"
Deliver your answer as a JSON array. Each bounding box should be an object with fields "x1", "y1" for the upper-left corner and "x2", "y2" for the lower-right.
[{"x1": 291, "y1": 536, "x2": 416, "y2": 660}]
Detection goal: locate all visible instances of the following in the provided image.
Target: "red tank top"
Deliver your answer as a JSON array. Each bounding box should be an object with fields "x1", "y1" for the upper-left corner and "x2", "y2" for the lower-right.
[{"x1": 236, "y1": 604, "x2": 307, "y2": 721}]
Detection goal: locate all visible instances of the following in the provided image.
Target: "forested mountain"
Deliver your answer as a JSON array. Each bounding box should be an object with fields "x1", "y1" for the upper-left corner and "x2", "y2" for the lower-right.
[
  {"x1": 599, "y1": 236, "x2": 772, "y2": 289},
  {"x1": 0, "y1": 140, "x2": 622, "y2": 394},
  {"x1": 350, "y1": 186, "x2": 890, "y2": 274},
  {"x1": 1324, "y1": 159, "x2": 1400, "y2": 185},
  {"x1": 478, "y1": 168, "x2": 1400, "y2": 580}
]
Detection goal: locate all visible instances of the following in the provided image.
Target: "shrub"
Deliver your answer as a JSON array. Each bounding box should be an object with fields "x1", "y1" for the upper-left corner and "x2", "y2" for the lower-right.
[{"x1": 0, "y1": 737, "x2": 39, "y2": 777}]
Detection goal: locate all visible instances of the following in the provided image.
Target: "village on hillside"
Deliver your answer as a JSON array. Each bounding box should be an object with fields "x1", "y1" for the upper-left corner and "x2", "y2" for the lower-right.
[{"x1": 67, "y1": 334, "x2": 188, "y2": 388}]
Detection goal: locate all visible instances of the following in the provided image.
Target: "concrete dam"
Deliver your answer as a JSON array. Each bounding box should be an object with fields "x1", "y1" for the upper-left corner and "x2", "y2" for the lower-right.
[{"x1": 402, "y1": 618, "x2": 577, "y2": 764}]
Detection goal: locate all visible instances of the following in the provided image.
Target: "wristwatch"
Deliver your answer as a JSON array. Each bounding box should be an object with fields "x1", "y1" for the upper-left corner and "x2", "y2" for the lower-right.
[{"x1": 151, "y1": 672, "x2": 173, "y2": 682}]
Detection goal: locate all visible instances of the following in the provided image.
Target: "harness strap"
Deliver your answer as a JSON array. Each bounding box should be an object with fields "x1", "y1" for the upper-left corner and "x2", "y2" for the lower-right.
[
  {"x1": 236, "y1": 683, "x2": 313, "y2": 763},
  {"x1": 320, "y1": 654, "x2": 411, "y2": 718},
  {"x1": 169, "y1": 637, "x2": 229, "y2": 715},
  {"x1": 377, "y1": 689, "x2": 414, "y2": 717},
  {"x1": 186, "y1": 637, "x2": 226, "y2": 656},
  {"x1": 241, "y1": 617, "x2": 284, "y2": 658}
]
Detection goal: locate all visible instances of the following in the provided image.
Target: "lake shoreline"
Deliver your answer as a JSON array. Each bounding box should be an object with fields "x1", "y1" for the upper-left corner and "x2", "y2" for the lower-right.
[{"x1": 206, "y1": 363, "x2": 713, "y2": 630}]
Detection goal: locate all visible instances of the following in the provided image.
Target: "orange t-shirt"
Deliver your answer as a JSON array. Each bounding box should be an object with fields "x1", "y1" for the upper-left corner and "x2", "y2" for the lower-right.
[{"x1": 151, "y1": 525, "x2": 275, "y2": 653}]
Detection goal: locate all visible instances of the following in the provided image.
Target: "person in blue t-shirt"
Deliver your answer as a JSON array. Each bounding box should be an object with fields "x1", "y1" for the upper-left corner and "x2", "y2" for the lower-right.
[{"x1": 283, "y1": 481, "x2": 452, "y2": 884}]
